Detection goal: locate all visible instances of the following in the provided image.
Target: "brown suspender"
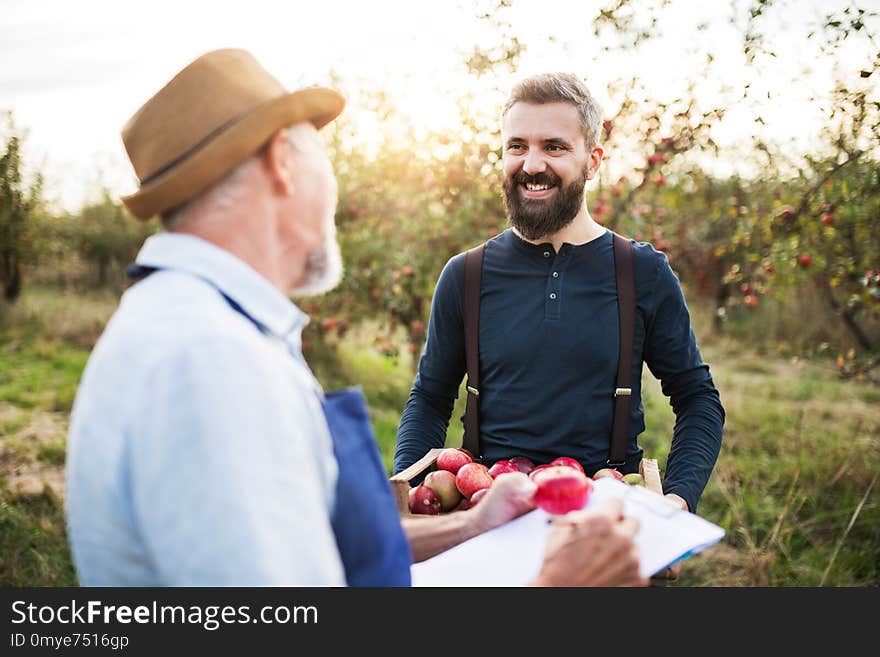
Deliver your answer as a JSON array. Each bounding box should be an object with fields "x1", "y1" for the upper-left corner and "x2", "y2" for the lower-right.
[
  {"x1": 609, "y1": 232, "x2": 635, "y2": 466},
  {"x1": 461, "y1": 233, "x2": 635, "y2": 467},
  {"x1": 462, "y1": 244, "x2": 485, "y2": 458}
]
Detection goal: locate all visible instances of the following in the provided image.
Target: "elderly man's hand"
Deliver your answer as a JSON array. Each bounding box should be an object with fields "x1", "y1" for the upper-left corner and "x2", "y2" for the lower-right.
[
  {"x1": 470, "y1": 472, "x2": 537, "y2": 533},
  {"x1": 531, "y1": 499, "x2": 649, "y2": 587}
]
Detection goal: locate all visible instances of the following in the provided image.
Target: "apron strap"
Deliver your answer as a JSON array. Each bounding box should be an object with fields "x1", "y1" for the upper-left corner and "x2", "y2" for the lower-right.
[
  {"x1": 125, "y1": 263, "x2": 158, "y2": 285},
  {"x1": 124, "y1": 263, "x2": 266, "y2": 334}
]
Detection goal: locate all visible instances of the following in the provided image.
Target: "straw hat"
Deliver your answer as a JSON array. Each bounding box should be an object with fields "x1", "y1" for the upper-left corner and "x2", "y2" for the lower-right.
[{"x1": 120, "y1": 49, "x2": 345, "y2": 220}]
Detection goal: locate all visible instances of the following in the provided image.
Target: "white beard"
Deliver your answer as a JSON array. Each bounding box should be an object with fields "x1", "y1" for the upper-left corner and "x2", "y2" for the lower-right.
[{"x1": 290, "y1": 219, "x2": 344, "y2": 297}]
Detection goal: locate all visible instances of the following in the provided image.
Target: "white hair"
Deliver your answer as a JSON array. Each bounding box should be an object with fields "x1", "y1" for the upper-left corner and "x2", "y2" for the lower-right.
[
  {"x1": 289, "y1": 218, "x2": 344, "y2": 297},
  {"x1": 163, "y1": 124, "x2": 343, "y2": 297},
  {"x1": 162, "y1": 127, "x2": 307, "y2": 231}
]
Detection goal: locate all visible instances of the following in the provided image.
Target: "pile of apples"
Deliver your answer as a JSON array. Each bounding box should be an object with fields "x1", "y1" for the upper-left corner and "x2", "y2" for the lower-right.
[{"x1": 408, "y1": 448, "x2": 647, "y2": 516}]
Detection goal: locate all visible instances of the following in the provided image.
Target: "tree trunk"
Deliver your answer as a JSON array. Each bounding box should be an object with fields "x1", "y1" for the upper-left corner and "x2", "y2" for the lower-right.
[
  {"x1": 3, "y1": 259, "x2": 22, "y2": 301},
  {"x1": 818, "y1": 280, "x2": 875, "y2": 352},
  {"x1": 97, "y1": 258, "x2": 108, "y2": 287}
]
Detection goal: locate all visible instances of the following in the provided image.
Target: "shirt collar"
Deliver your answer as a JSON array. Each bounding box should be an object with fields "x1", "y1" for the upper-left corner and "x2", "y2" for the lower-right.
[
  {"x1": 506, "y1": 226, "x2": 611, "y2": 256},
  {"x1": 135, "y1": 233, "x2": 309, "y2": 344}
]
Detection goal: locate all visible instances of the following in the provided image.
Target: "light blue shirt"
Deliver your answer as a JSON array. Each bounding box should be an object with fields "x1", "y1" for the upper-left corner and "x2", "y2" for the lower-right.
[{"x1": 65, "y1": 233, "x2": 346, "y2": 586}]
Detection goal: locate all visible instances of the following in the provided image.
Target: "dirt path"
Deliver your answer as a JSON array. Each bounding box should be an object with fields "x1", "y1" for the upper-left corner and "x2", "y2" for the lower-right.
[{"x1": 0, "y1": 403, "x2": 66, "y2": 497}]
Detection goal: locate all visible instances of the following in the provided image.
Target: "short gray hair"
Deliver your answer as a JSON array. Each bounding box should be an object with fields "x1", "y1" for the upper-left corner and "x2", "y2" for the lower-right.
[
  {"x1": 161, "y1": 127, "x2": 307, "y2": 231},
  {"x1": 502, "y1": 73, "x2": 603, "y2": 149}
]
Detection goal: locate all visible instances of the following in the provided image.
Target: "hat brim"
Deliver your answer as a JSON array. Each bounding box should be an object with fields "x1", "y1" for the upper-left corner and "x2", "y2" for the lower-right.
[{"x1": 122, "y1": 87, "x2": 345, "y2": 220}]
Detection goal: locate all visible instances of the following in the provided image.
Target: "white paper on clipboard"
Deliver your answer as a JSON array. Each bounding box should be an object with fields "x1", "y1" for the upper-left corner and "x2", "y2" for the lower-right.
[{"x1": 410, "y1": 477, "x2": 725, "y2": 587}]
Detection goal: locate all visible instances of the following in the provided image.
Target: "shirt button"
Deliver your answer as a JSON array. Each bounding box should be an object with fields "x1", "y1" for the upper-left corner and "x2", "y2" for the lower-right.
[
  {"x1": 543, "y1": 251, "x2": 550, "y2": 258},
  {"x1": 552, "y1": 272, "x2": 559, "y2": 278},
  {"x1": 549, "y1": 292, "x2": 557, "y2": 300}
]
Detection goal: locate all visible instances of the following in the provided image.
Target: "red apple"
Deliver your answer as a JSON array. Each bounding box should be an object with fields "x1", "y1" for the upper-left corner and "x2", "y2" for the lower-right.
[
  {"x1": 528, "y1": 464, "x2": 553, "y2": 481},
  {"x1": 508, "y1": 456, "x2": 535, "y2": 474},
  {"x1": 532, "y1": 466, "x2": 592, "y2": 515},
  {"x1": 797, "y1": 254, "x2": 813, "y2": 269},
  {"x1": 592, "y1": 468, "x2": 625, "y2": 482},
  {"x1": 423, "y1": 470, "x2": 463, "y2": 511},
  {"x1": 550, "y1": 457, "x2": 585, "y2": 473},
  {"x1": 469, "y1": 487, "x2": 490, "y2": 507},
  {"x1": 455, "y1": 462, "x2": 493, "y2": 499},
  {"x1": 436, "y1": 448, "x2": 473, "y2": 475},
  {"x1": 821, "y1": 212, "x2": 835, "y2": 226},
  {"x1": 408, "y1": 485, "x2": 441, "y2": 515},
  {"x1": 488, "y1": 460, "x2": 520, "y2": 478}
]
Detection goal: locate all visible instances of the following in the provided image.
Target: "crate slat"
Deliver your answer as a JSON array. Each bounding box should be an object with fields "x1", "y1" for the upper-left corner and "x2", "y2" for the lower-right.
[
  {"x1": 390, "y1": 448, "x2": 443, "y2": 515},
  {"x1": 639, "y1": 458, "x2": 664, "y2": 496}
]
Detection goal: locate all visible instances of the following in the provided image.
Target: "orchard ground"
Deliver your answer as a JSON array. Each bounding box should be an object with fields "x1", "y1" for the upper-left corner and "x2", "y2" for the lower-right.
[{"x1": 0, "y1": 286, "x2": 877, "y2": 586}]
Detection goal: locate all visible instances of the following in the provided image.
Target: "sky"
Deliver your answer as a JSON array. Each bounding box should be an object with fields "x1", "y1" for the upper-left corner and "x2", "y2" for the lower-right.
[{"x1": 1, "y1": 0, "x2": 876, "y2": 211}]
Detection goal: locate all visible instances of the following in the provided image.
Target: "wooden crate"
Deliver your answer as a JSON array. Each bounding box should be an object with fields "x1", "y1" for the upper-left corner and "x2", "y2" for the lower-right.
[
  {"x1": 390, "y1": 450, "x2": 664, "y2": 516},
  {"x1": 389, "y1": 448, "x2": 445, "y2": 516}
]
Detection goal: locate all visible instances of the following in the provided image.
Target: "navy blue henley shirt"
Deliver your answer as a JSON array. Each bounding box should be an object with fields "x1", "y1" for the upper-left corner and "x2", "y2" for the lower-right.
[{"x1": 393, "y1": 228, "x2": 724, "y2": 512}]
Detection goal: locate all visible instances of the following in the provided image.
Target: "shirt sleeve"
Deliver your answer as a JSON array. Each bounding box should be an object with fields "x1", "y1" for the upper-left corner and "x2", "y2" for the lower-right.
[
  {"x1": 643, "y1": 254, "x2": 725, "y2": 513},
  {"x1": 127, "y1": 333, "x2": 346, "y2": 586},
  {"x1": 393, "y1": 255, "x2": 467, "y2": 475}
]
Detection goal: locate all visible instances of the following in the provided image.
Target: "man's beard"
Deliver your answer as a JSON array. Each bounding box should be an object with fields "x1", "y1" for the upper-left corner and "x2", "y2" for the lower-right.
[
  {"x1": 290, "y1": 216, "x2": 344, "y2": 297},
  {"x1": 503, "y1": 165, "x2": 589, "y2": 241}
]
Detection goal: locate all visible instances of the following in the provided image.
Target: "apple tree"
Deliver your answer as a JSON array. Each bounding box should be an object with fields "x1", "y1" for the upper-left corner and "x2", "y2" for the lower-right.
[{"x1": 0, "y1": 112, "x2": 45, "y2": 302}]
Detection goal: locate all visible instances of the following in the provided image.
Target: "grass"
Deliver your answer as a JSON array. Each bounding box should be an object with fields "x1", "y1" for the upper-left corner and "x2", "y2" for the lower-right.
[
  {"x1": 0, "y1": 286, "x2": 878, "y2": 586},
  {"x1": 0, "y1": 339, "x2": 90, "y2": 412},
  {"x1": 0, "y1": 486, "x2": 77, "y2": 586},
  {"x1": 641, "y1": 342, "x2": 880, "y2": 586}
]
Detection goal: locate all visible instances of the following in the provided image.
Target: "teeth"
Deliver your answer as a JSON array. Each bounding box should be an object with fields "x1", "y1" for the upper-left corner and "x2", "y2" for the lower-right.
[{"x1": 525, "y1": 183, "x2": 550, "y2": 191}]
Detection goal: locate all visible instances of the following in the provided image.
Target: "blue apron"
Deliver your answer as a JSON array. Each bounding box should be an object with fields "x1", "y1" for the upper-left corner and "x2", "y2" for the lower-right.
[
  {"x1": 126, "y1": 264, "x2": 413, "y2": 587},
  {"x1": 323, "y1": 387, "x2": 413, "y2": 586}
]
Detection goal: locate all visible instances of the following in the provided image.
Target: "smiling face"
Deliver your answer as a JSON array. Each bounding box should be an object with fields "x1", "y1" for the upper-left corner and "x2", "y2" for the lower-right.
[{"x1": 502, "y1": 101, "x2": 603, "y2": 241}]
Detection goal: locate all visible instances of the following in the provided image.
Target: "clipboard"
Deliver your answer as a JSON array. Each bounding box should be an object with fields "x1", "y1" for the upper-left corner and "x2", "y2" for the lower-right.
[{"x1": 410, "y1": 478, "x2": 725, "y2": 586}]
